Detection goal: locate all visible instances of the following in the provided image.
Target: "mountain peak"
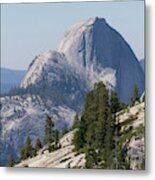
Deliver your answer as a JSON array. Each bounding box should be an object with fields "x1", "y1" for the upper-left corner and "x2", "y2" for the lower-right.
[
  {"x1": 21, "y1": 17, "x2": 144, "y2": 103},
  {"x1": 84, "y1": 17, "x2": 106, "y2": 26},
  {"x1": 21, "y1": 50, "x2": 67, "y2": 88}
]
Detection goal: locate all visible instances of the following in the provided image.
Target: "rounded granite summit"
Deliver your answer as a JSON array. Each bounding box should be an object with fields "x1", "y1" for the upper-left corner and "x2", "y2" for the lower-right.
[{"x1": 21, "y1": 17, "x2": 144, "y2": 103}]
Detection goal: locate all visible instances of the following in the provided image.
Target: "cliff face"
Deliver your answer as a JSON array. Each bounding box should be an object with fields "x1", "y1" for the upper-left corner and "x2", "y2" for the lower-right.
[
  {"x1": 58, "y1": 17, "x2": 144, "y2": 103},
  {"x1": 21, "y1": 17, "x2": 144, "y2": 103}
]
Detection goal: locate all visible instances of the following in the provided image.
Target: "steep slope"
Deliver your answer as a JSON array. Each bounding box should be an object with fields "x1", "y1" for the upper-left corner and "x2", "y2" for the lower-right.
[
  {"x1": 116, "y1": 102, "x2": 145, "y2": 169},
  {"x1": 0, "y1": 68, "x2": 26, "y2": 94},
  {"x1": 0, "y1": 95, "x2": 75, "y2": 165},
  {"x1": 15, "y1": 102, "x2": 144, "y2": 169},
  {"x1": 15, "y1": 130, "x2": 86, "y2": 168}
]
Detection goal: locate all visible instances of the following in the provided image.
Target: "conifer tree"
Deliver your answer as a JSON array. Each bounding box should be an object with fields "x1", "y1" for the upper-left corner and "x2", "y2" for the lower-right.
[
  {"x1": 131, "y1": 84, "x2": 139, "y2": 106},
  {"x1": 44, "y1": 116, "x2": 54, "y2": 145},
  {"x1": 72, "y1": 113, "x2": 80, "y2": 130},
  {"x1": 110, "y1": 91, "x2": 120, "y2": 114},
  {"x1": 62, "y1": 128, "x2": 69, "y2": 136},
  {"x1": 20, "y1": 136, "x2": 34, "y2": 160},
  {"x1": 85, "y1": 147, "x2": 98, "y2": 168},
  {"x1": 103, "y1": 107, "x2": 115, "y2": 168},
  {"x1": 8, "y1": 154, "x2": 15, "y2": 167},
  {"x1": 96, "y1": 82, "x2": 109, "y2": 149},
  {"x1": 84, "y1": 90, "x2": 97, "y2": 148},
  {"x1": 24, "y1": 136, "x2": 34, "y2": 157},
  {"x1": 54, "y1": 129, "x2": 59, "y2": 149},
  {"x1": 73, "y1": 116, "x2": 87, "y2": 151},
  {"x1": 35, "y1": 138, "x2": 42, "y2": 152}
]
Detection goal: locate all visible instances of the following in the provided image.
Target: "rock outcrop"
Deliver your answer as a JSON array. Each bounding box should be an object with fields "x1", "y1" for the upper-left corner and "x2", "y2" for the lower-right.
[
  {"x1": 15, "y1": 130, "x2": 86, "y2": 168},
  {"x1": 116, "y1": 102, "x2": 145, "y2": 169}
]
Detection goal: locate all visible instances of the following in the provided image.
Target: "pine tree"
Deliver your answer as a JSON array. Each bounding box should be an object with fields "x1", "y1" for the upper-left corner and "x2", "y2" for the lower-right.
[
  {"x1": 35, "y1": 138, "x2": 42, "y2": 152},
  {"x1": 44, "y1": 116, "x2": 54, "y2": 145},
  {"x1": 103, "y1": 108, "x2": 115, "y2": 168},
  {"x1": 102, "y1": 91, "x2": 119, "y2": 168},
  {"x1": 8, "y1": 154, "x2": 15, "y2": 167},
  {"x1": 131, "y1": 84, "x2": 139, "y2": 106},
  {"x1": 73, "y1": 116, "x2": 87, "y2": 151},
  {"x1": 72, "y1": 113, "x2": 80, "y2": 130},
  {"x1": 24, "y1": 136, "x2": 34, "y2": 157},
  {"x1": 20, "y1": 148, "x2": 25, "y2": 160},
  {"x1": 20, "y1": 136, "x2": 34, "y2": 160},
  {"x1": 62, "y1": 128, "x2": 69, "y2": 136},
  {"x1": 84, "y1": 90, "x2": 98, "y2": 148},
  {"x1": 96, "y1": 82, "x2": 109, "y2": 149},
  {"x1": 54, "y1": 129, "x2": 59, "y2": 149},
  {"x1": 85, "y1": 147, "x2": 98, "y2": 168},
  {"x1": 110, "y1": 91, "x2": 120, "y2": 114}
]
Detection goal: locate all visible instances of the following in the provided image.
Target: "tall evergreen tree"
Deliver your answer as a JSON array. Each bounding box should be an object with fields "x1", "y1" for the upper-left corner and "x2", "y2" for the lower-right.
[
  {"x1": 44, "y1": 116, "x2": 54, "y2": 145},
  {"x1": 72, "y1": 113, "x2": 80, "y2": 130},
  {"x1": 20, "y1": 136, "x2": 34, "y2": 160},
  {"x1": 110, "y1": 91, "x2": 120, "y2": 114},
  {"x1": 103, "y1": 108, "x2": 115, "y2": 168},
  {"x1": 54, "y1": 129, "x2": 59, "y2": 149},
  {"x1": 35, "y1": 138, "x2": 42, "y2": 152},
  {"x1": 131, "y1": 84, "x2": 139, "y2": 106},
  {"x1": 84, "y1": 91, "x2": 98, "y2": 148},
  {"x1": 62, "y1": 128, "x2": 69, "y2": 136},
  {"x1": 8, "y1": 154, "x2": 15, "y2": 167},
  {"x1": 73, "y1": 116, "x2": 87, "y2": 151},
  {"x1": 96, "y1": 82, "x2": 109, "y2": 149},
  {"x1": 85, "y1": 147, "x2": 98, "y2": 168}
]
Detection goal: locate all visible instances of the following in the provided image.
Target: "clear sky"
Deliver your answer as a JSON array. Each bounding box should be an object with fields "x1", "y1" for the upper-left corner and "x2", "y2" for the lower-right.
[{"x1": 1, "y1": 0, "x2": 144, "y2": 70}]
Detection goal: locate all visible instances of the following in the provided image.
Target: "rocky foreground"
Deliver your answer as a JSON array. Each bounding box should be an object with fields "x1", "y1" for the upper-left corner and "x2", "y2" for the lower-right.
[
  {"x1": 15, "y1": 102, "x2": 144, "y2": 169},
  {"x1": 15, "y1": 129, "x2": 85, "y2": 168}
]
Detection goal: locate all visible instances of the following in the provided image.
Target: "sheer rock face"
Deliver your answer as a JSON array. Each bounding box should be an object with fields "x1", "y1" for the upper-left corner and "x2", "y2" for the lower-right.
[
  {"x1": 1, "y1": 17, "x2": 144, "y2": 165},
  {"x1": 58, "y1": 17, "x2": 144, "y2": 103}
]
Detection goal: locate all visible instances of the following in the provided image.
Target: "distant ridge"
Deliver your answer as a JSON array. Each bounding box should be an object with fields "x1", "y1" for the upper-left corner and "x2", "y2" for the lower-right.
[{"x1": 1, "y1": 67, "x2": 26, "y2": 94}]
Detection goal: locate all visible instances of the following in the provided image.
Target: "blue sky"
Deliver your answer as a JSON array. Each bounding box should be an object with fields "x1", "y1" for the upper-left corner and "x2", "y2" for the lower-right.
[{"x1": 1, "y1": 1, "x2": 144, "y2": 70}]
